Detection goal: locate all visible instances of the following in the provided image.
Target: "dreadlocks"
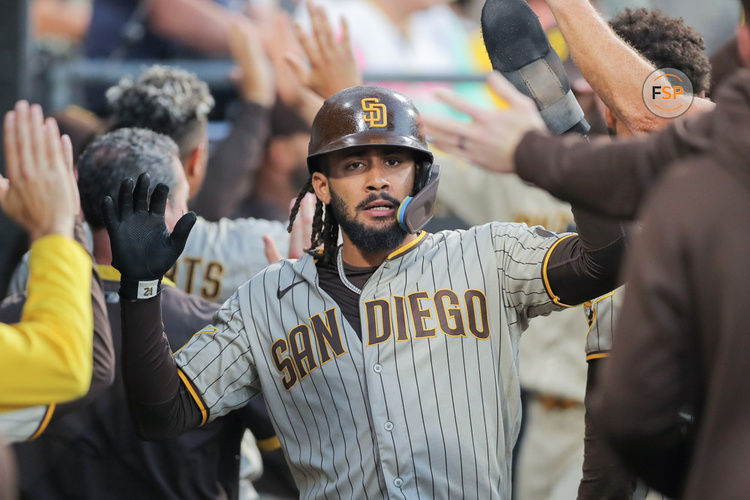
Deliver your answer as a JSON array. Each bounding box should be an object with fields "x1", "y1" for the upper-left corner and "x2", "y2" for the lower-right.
[{"x1": 288, "y1": 177, "x2": 340, "y2": 264}]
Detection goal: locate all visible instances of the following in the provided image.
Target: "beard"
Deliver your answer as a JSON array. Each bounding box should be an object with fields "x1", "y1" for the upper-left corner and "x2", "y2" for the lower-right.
[{"x1": 329, "y1": 188, "x2": 408, "y2": 255}]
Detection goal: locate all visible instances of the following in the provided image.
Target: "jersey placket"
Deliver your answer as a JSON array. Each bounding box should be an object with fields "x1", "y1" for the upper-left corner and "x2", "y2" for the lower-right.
[{"x1": 358, "y1": 258, "x2": 416, "y2": 498}]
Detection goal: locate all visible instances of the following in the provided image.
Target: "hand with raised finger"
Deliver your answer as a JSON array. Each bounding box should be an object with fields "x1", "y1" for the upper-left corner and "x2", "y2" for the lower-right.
[
  {"x1": 424, "y1": 71, "x2": 545, "y2": 174},
  {"x1": 291, "y1": 1, "x2": 362, "y2": 99},
  {"x1": 101, "y1": 173, "x2": 197, "y2": 300}
]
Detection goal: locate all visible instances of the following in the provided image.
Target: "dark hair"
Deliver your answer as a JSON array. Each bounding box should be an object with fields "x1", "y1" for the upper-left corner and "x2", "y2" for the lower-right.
[
  {"x1": 288, "y1": 177, "x2": 340, "y2": 264},
  {"x1": 78, "y1": 128, "x2": 180, "y2": 229},
  {"x1": 105, "y1": 65, "x2": 214, "y2": 160},
  {"x1": 743, "y1": 0, "x2": 750, "y2": 18},
  {"x1": 610, "y1": 8, "x2": 711, "y2": 94}
]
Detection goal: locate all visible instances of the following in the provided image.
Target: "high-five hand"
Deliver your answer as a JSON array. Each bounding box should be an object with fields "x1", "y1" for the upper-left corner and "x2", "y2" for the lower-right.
[{"x1": 102, "y1": 173, "x2": 196, "y2": 300}]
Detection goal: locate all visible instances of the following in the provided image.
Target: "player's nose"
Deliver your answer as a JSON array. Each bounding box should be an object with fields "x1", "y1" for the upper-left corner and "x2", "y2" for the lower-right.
[{"x1": 364, "y1": 163, "x2": 391, "y2": 192}]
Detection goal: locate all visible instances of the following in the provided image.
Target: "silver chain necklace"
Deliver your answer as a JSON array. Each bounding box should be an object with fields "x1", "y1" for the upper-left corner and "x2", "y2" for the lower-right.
[{"x1": 337, "y1": 247, "x2": 363, "y2": 295}]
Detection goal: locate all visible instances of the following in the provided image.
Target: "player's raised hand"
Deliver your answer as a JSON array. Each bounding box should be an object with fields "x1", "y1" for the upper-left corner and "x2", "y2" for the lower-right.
[
  {"x1": 228, "y1": 18, "x2": 275, "y2": 107},
  {"x1": 102, "y1": 173, "x2": 196, "y2": 300},
  {"x1": 1, "y1": 101, "x2": 79, "y2": 241},
  {"x1": 423, "y1": 71, "x2": 546, "y2": 174},
  {"x1": 290, "y1": 0, "x2": 362, "y2": 99}
]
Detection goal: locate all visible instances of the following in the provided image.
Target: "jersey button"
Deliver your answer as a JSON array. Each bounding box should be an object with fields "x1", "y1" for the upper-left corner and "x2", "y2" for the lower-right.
[
  {"x1": 393, "y1": 477, "x2": 403, "y2": 488},
  {"x1": 384, "y1": 421, "x2": 394, "y2": 431},
  {"x1": 373, "y1": 364, "x2": 383, "y2": 373}
]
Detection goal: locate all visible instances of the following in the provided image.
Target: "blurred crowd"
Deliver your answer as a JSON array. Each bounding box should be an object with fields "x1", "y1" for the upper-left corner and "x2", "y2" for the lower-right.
[{"x1": 0, "y1": 0, "x2": 747, "y2": 499}]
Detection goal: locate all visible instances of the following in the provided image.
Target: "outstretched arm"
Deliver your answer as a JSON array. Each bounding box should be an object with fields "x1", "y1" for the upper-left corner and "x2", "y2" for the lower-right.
[
  {"x1": 426, "y1": 71, "x2": 714, "y2": 219},
  {"x1": 543, "y1": 0, "x2": 713, "y2": 134}
]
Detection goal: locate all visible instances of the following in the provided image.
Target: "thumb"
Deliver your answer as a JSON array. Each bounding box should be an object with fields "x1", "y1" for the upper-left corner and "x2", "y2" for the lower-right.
[{"x1": 168, "y1": 211, "x2": 197, "y2": 251}]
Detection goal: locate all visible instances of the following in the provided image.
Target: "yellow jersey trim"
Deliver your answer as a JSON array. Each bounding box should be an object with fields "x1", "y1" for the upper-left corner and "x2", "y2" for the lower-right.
[
  {"x1": 586, "y1": 352, "x2": 611, "y2": 361},
  {"x1": 177, "y1": 368, "x2": 208, "y2": 426},
  {"x1": 387, "y1": 231, "x2": 427, "y2": 260},
  {"x1": 256, "y1": 435, "x2": 282, "y2": 451},
  {"x1": 96, "y1": 264, "x2": 176, "y2": 288},
  {"x1": 542, "y1": 234, "x2": 578, "y2": 308},
  {"x1": 29, "y1": 403, "x2": 56, "y2": 440}
]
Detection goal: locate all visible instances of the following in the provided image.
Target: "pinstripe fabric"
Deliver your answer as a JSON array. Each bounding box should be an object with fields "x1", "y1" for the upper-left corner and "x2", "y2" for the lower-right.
[
  {"x1": 174, "y1": 222, "x2": 568, "y2": 499},
  {"x1": 584, "y1": 286, "x2": 625, "y2": 360},
  {"x1": 0, "y1": 405, "x2": 48, "y2": 443}
]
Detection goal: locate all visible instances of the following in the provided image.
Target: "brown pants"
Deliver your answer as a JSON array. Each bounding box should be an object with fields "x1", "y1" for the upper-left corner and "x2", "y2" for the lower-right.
[{"x1": 578, "y1": 358, "x2": 637, "y2": 500}]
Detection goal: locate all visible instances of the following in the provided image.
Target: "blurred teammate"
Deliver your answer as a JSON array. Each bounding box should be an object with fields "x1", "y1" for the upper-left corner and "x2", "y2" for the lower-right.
[
  {"x1": 424, "y1": 0, "x2": 750, "y2": 496},
  {"x1": 12, "y1": 128, "x2": 296, "y2": 500},
  {"x1": 1, "y1": 101, "x2": 93, "y2": 408}
]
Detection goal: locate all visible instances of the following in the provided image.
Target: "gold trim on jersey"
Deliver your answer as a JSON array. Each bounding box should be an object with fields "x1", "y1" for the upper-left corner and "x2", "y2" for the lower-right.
[
  {"x1": 387, "y1": 231, "x2": 427, "y2": 260},
  {"x1": 177, "y1": 368, "x2": 208, "y2": 426},
  {"x1": 256, "y1": 435, "x2": 282, "y2": 452},
  {"x1": 586, "y1": 352, "x2": 611, "y2": 361},
  {"x1": 96, "y1": 264, "x2": 177, "y2": 288},
  {"x1": 541, "y1": 234, "x2": 578, "y2": 308},
  {"x1": 29, "y1": 403, "x2": 56, "y2": 440}
]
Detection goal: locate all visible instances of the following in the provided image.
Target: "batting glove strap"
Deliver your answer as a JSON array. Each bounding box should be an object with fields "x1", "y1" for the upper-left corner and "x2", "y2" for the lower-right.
[{"x1": 119, "y1": 277, "x2": 163, "y2": 301}]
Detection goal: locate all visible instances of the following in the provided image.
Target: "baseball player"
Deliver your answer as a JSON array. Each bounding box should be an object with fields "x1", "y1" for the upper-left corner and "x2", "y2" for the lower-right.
[{"x1": 105, "y1": 82, "x2": 624, "y2": 499}]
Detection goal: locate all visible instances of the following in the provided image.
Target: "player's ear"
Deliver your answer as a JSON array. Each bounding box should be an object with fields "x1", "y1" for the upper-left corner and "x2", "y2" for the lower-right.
[{"x1": 311, "y1": 171, "x2": 331, "y2": 205}]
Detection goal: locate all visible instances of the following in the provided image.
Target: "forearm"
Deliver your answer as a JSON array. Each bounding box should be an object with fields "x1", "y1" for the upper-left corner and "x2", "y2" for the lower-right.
[
  {"x1": 546, "y1": 207, "x2": 626, "y2": 305},
  {"x1": 190, "y1": 102, "x2": 270, "y2": 220},
  {"x1": 547, "y1": 0, "x2": 663, "y2": 132},
  {"x1": 515, "y1": 110, "x2": 713, "y2": 218},
  {"x1": 120, "y1": 296, "x2": 204, "y2": 439},
  {"x1": 547, "y1": 0, "x2": 713, "y2": 133},
  {"x1": 149, "y1": 0, "x2": 237, "y2": 55}
]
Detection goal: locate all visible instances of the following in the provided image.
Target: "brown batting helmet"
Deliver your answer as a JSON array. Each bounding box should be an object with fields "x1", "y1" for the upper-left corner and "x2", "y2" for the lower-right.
[{"x1": 307, "y1": 86, "x2": 434, "y2": 172}]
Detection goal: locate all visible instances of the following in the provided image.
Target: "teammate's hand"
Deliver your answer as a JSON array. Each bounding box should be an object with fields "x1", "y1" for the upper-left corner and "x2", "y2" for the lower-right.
[
  {"x1": 1, "y1": 101, "x2": 79, "y2": 241},
  {"x1": 228, "y1": 18, "x2": 275, "y2": 107},
  {"x1": 290, "y1": 1, "x2": 362, "y2": 99},
  {"x1": 423, "y1": 72, "x2": 546, "y2": 174},
  {"x1": 102, "y1": 173, "x2": 196, "y2": 300},
  {"x1": 264, "y1": 193, "x2": 316, "y2": 263}
]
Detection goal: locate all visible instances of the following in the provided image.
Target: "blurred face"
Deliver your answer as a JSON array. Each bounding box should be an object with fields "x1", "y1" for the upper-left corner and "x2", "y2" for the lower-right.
[
  {"x1": 312, "y1": 146, "x2": 417, "y2": 254},
  {"x1": 165, "y1": 156, "x2": 190, "y2": 232}
]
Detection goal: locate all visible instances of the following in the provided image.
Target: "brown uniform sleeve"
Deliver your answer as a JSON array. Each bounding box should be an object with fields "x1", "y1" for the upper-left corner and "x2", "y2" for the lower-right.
[
  {"x1": 514, "y1": 110, "x2": 713, "y2": 219},
  {"x1": 593, "y1": 174, "x2": 696, "y2": 498},
  {"x1": 120, "y1": 296, "x2": 205, "y2": 440},
  {"x1": 189, "y1": 101, "x2": 271, "y2": 221},
  {"x1": 546, "y1": 206, "x2": 627, "y2": 306}
]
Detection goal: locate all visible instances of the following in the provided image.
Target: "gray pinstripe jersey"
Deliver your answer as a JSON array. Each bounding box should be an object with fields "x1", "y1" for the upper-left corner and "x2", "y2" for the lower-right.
[
  {"x1": 584, "y1": 286, "x2": 625, "y2": 361},
  {"x1": 174, "y1": 223, "x2": 570, "y2": 499},
  {"x1": 0, "y1": 405, "x2": 49, "y2": 443},
  {"x1": 7, "y1": 216, "x2": 289, "y2": 303}
]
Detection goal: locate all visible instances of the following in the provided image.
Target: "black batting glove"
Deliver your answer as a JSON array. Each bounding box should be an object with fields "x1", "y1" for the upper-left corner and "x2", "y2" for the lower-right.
[{"x1": 101, "y1": 173, "x2": 196, "y2": 301}]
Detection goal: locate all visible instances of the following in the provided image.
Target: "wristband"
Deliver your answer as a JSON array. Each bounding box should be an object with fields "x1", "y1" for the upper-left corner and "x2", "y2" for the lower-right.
[{"x1": 119, "y1": 277, "x2": 163, "y2": 301}]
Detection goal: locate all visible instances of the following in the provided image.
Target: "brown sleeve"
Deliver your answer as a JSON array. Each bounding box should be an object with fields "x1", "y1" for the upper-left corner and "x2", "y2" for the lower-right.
[
  {"x1": 70, "y1": 219, "x2": 115, "y2": 405},
  {"x1": 593, "y1": 174, "x2": 696, "y2": 498},
  {"x1": 189, "y1": 101, "x2": 271, "y2": 221},
  {"x1": 514, "y1": 110, "x2": 713, "y2": 219},
  {"x1": 546, "y1": 206, "x2": 626, "y2": 306},
  {"x1": 120, "y1": 296, "x2": 205, "y2": 440}
]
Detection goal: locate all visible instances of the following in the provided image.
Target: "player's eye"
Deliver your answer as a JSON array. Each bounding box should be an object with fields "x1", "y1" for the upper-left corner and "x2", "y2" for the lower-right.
[
  {"x1": 345, "y1": 161, "x2": 365, "y2": 171},
  {"x1": 384, "y1": 158, "x2": 401, "y2": 167}
]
